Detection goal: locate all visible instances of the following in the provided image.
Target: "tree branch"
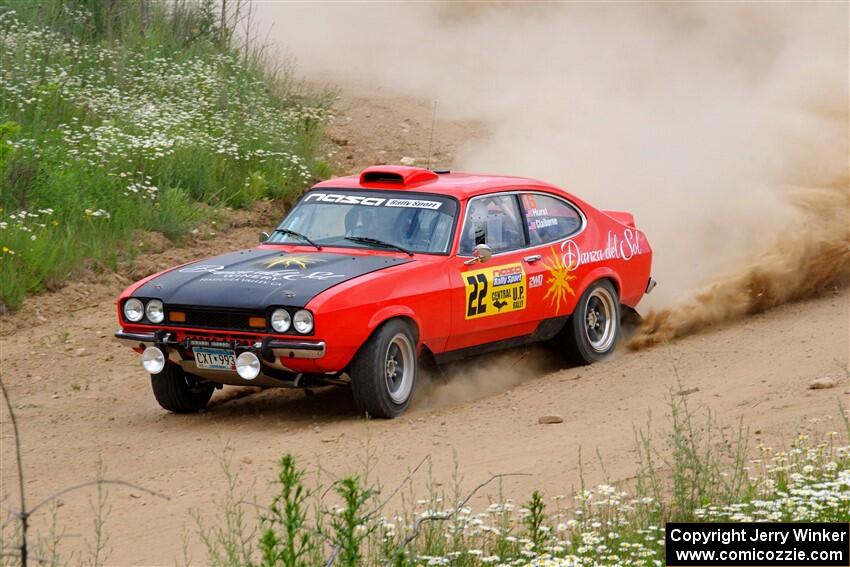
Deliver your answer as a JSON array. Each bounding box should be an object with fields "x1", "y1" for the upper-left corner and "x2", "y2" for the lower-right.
[
  {"x1": 367, "y1": 455, "x2": 430, "y2": 521},
  {"x1": 0, "y1": 480, "x2": 168, "y2": 530},
  {"x1": 390, "y1": 472, "x2": 531, "y2": 561},
  {"x1": 0, "y1": 551, "x2": 56, "y2": 565},
  {"x1": 0, "y1": 374, "x2": 28, "y2": 566},
  {"x1": 322, "y1": 455, "x2": 431, "y2": 567},
  {"x1": 29, "y1": 480, "x2": 169, "y2": 515}
]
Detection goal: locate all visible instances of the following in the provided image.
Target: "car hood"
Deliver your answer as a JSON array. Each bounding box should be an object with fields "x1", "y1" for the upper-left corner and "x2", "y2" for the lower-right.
[{"x1": 133, "y1": 248, "x2": 412, "y2": 309}]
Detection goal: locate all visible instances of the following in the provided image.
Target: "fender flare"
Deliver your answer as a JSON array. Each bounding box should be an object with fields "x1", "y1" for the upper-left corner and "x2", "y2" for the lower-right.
[
  {"x1": 574, "y1": 267, "x2": 622, "y2": 301},
  {"x1": 367, "y1": 306, "x2": 421, "y2": 342}
]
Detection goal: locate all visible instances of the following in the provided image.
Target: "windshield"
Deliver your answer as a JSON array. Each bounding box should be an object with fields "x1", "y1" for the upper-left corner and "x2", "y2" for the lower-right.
[{"x1": 268, "y1": 190, "x2": 458, "y2": 254}]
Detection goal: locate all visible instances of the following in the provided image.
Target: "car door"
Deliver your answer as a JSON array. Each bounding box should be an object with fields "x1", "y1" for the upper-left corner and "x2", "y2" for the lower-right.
[
  {"x1": 445, "y1": 193, "x2": 538, "y2": 351},
  {"x1": 517, "y1": 192, "x2": 587, "y2": 325}
]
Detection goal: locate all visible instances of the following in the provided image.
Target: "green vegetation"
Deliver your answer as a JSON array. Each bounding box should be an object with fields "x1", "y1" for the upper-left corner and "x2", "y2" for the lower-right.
[
  {"x1": 0, "y1": 0, "x2": 331, "y2": 309},
  {"x1": 186, "y1": 392, "x2": 850, "y2": 566},
  {"x1": 258, "y1": 455, "x2": 316, "y2": 567},
  {"x1": 2, "y1": 382, "x2": 849, "y2": 565}
]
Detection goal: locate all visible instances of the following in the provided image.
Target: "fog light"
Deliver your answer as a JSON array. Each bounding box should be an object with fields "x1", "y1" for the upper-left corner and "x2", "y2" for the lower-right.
[
  {"x1": 141, "y1": 346, "x2": 166, "y2": 374},
  {"x1": 235, "y1": 351, "x2": 261, "y2": 380}
]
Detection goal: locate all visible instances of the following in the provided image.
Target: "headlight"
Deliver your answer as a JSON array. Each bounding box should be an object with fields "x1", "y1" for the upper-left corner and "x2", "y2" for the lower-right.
[
  {"x1": 145, "y1": 299, "x2": 164, "y2": 323},
  {"x1": 270, "y1": 308, "x2": 291, "y2": 333},
  {"x1": 124, "y1": 298, "x2": 144, "y2": 322},
  {"x1": 293, "y1": 310, "x2": 313, "y2": 334}
]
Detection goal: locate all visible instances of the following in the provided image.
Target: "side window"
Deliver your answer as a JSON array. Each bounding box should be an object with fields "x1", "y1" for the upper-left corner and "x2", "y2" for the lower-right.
[
  {"x1": 520, "y1": 193, "x2": 582, "y2": 246},
  {"x1": 459, "y1": 195, "x2": 526, "y2": 255}
]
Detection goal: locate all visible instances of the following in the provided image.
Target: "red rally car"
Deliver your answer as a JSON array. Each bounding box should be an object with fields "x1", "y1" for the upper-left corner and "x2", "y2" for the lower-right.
[{"x1": 116, "y1": 166, "x2": 654, "y2": 418}]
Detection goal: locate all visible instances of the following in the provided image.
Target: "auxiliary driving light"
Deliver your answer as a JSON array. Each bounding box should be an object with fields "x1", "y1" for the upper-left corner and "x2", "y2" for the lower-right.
[
  {"x1": 235, "y1": 352, "x2": 261, "y2": 380},
  {"x1": 141, "y1": 346, "x2": 166, "y2": 374}
]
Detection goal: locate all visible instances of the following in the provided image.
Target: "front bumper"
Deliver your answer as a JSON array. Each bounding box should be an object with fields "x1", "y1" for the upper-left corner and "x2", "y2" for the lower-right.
[
  {"x1": 115, "y1": 330, "x2": 326, "y2": 359},
  {"x1": 115, "y1": 329, "x2": 329, "y2": 386}
]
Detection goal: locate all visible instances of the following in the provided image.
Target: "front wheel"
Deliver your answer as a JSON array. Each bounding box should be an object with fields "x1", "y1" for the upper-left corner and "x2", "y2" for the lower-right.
[
  {"x1": 565, "y1": 279, "x2": 621, "y2": 364},
  {"x1": 150, "y1": 364, "x2": 214, "y2": 413},
  {"x1": 350, "y1": 319, "x2": 418, "y2": 418}
]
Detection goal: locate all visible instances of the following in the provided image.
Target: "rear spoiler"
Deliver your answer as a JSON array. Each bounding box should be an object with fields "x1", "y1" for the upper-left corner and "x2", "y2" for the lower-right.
[{"x1": 602, "y1": 210, "x2": 635, "y2": 228}]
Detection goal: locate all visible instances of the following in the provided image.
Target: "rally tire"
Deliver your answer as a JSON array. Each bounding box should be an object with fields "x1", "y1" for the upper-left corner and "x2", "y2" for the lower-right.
[
  {"x1": 150, "y1": 364, "x2": 214, "y2": 413},
  {"x1": 565, "y1": 279, "x2": 621, "y2": 365},
  {"x1": 350, "y1": 319, "x2": 418, "y2": 419}
]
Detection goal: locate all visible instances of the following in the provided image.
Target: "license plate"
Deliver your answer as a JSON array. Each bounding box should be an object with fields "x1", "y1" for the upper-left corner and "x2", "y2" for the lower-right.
[{"x1": 193, "y1": 347, "x2": 236, "y2": 371}]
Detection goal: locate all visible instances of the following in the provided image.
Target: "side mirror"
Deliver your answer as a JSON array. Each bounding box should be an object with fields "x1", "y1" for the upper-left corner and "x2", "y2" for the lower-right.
[
  {"x1": 464, "y1": 243, "x2": 493, "y2": 265},
  {"x1": 259, "y1": 231, "x2": 270, "y2": 243}
]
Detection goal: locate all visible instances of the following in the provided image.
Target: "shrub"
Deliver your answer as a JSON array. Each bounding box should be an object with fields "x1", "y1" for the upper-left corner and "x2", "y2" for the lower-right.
[
  {"x1": 0, "y1": 1, "x2": 331, "y2": 309},
  {"x1": 258, "y1": 454, "x2": 316, "y2": 567}
]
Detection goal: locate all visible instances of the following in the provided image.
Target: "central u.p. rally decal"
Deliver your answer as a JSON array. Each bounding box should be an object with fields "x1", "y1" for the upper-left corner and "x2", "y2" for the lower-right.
[{"x1": 463, "y1": 263, "x2": 527, "y2": 319}]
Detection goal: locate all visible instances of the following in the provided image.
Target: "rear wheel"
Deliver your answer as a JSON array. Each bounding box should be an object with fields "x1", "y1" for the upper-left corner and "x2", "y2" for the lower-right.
[
  {"x1": 565, "y1": 279, "x2": 621, "y2": 364},
  {"x1": 150, "y1": 363, "x2": 214, "y2": 413},
  {"x1": 350, "y1": 319, "x2": 417, "y2": 418}
]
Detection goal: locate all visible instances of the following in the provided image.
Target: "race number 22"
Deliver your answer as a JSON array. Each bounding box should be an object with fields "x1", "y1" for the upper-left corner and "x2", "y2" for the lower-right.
[{"x1": 466, "y1": 273, "x2": 488, "y2": 317}]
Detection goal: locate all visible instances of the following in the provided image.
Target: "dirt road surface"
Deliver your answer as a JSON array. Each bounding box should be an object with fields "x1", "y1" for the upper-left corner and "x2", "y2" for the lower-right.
[{"x1": 1, "y1": 84, "x2": 848, "y2": 565}]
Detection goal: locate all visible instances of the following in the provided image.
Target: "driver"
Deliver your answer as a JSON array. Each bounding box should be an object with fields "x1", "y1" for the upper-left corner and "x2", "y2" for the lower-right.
[
  {"x1": 460, "y1": 200, "x2": 489, "y2": 253},
  {"x1": 344, "y1": 206, "x2": 377, "y2": 238}
]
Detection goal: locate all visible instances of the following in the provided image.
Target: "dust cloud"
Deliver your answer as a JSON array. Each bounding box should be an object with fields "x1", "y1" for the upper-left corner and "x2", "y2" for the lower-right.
[
  {"x1": 413, "y1": 346, "x2": 564, "y2": 410},
  {"x1": 254, "y1": 4, "x2": 848, "y2": 352},
  {"x1": 630, "y1": 184, "x2": 849, "y2": 348}
]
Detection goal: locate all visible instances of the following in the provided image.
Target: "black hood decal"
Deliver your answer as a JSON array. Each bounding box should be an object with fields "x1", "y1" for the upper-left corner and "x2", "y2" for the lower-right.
[{"x1": 134, "y1": 249, "x2": 411, "y2": 309}]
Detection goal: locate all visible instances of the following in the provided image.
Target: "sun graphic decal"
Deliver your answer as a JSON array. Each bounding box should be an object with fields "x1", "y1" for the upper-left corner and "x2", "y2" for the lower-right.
[
  {"x1": 264, "y1": 254, "x2": 323, "y2": 270},
  {"x1": 541, "y1": 246, "x2": 576, "y2": 313}
]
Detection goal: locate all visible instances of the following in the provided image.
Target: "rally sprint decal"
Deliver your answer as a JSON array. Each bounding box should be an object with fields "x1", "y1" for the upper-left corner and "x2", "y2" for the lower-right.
[
  {"x1": 463, "y1": 263, "x2": 527, "y2": 319},
  {"x1": 303, "y1": 192, "x2": 443, "y2": 210}
]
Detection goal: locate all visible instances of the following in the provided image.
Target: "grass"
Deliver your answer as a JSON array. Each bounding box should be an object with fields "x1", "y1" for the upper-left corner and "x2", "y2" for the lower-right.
[
  {"x1": 3, "y1": 385, "x2": 849, "y2": 565},
  {"x1": 0, "y1": 0, "x2": 331, "y2": 310},
  {"x1": 183, "y1": 390, "x2": 850, "y2": 567}
]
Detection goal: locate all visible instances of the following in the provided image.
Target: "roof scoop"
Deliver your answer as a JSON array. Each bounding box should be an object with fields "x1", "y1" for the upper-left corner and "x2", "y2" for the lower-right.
[{"x1": 359, "y1": 166, "x2": 438, "y2": 188}]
